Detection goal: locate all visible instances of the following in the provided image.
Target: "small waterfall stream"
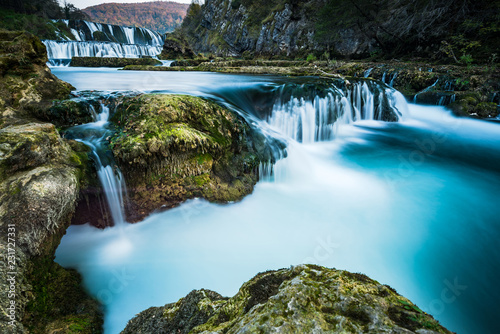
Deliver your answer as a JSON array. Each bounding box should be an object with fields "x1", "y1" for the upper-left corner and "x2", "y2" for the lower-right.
[{"x1": 67, "y1": 101, "x2": 127, "y2": 225}]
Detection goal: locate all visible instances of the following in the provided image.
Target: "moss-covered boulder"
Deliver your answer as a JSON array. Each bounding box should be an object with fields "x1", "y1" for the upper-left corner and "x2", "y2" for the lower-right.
[
  {"x1": 110, "y1": 94, "x2": 280, "y2": 222},
  {"x1": 0, "y1": 31, "x2": 102, "y2": 333},
  {"x1": 122, "y1": 264, "x2": 452, "y2": 334},
  {"x1": 0, "y1": 122, "x2": 102, "y2": 333},
  {"x1": 0, "y1": 30, "x2": 73, "y2": 124}
]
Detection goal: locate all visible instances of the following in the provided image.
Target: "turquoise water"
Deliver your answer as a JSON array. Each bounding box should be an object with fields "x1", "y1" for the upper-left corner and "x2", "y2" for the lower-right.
[{"x1": 53, "y1": 68, "x2": 500, "y2": 334}]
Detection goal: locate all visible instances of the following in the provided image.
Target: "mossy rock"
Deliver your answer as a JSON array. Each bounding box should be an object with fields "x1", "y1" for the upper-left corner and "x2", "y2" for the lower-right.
[
  {"x1": 123, "y1": 265, "x2": 452, "y2": 334},
  {"x1": 109, "y1": 94, "x2": 282, "y2": 222}
]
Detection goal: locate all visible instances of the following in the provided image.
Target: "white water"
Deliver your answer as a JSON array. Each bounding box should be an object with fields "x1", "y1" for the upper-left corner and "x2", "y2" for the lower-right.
[
  {"x1": 43, "y1": 40, "x2": 163, "y2": 65},
  {"x1": 54, "y1": 19, "x2": 163, "y2": 46},
  {"x1": 70, "y1": 103, "x2": 127, "y2": 225},
  {"x1": 52, "y1": 69, "x2": 500, "y2": 334},
  {"x1": 44, "y1": 19, "x2": 164, "y2": 66}
]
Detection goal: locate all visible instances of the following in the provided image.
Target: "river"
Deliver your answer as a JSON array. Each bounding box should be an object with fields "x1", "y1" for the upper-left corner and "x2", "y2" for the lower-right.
[{"x1": 52, "y1": 67, "x2": 500, "y2": 334}]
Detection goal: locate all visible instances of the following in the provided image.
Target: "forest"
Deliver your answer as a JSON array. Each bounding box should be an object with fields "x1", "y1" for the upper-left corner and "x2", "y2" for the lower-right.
[{"x1": 83, "y1": 1, "x2": 189, "y2": 34}]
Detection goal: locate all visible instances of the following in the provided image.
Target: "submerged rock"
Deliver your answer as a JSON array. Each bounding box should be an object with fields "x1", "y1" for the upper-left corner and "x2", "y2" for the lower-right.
[
  {"x1": 122, "y1": 265, "x2": 453, "y2": 334},
  {"x1": 109, "y1": 94, "x2": 282, "y2": 222}
]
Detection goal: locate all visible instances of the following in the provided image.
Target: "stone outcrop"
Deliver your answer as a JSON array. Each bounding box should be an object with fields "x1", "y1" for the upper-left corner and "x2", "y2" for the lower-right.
[
  {"x1": 0, "y1": 31, "x2": 102, "y2": 333},
  {"x1": 336, "y1": 62, "x2": 499, "y2": 118},
  {"x1": 70, "y1": 56, "x2": 161, "y2": 67},
  {"x1": 0, "y1": 30, "x2": 73, "y2": 125},
  {"x1": 122, "y1": 264, "x2": 453, "y2": 334},
  {"x1": 178, "y1": 0, "x2": 499, "y2": 61},
  {"x1": 109, "y1": 94, "x2": 283, "y2": 222},
  {"x1": 160, "y1": 34, "x2": 196, "y2": 59}
]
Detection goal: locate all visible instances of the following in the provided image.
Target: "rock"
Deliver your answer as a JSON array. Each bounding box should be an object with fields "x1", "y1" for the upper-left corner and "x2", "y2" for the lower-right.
[
  {"x1": 70, "y1": 57, "x2": 162, "y2": 67},
  {"x1": 123, "y1": 289, "x2": 226, "y2": 334},
  {"x1": 0, "y1": 31, "x2": 103, "y2": 333},
  {"x1": 0, "y1": 123, "x2": 102, "y2": 333},
  {"x1": 122, "y1": 265, "x2": 453, "y2": 334},
  {"x1": 0, "y1": 30, "x2": 74, "y2": 124},
  {"x1": 160, "y1": 33, "x2": 196, "y2": 59},
  {"x1": 109, "y1": 94, "x2": 283, "y2": 222}
]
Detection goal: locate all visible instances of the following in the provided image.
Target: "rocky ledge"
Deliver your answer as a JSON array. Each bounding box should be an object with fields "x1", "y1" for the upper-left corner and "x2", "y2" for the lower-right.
[
  {"x1": 109, "y1": 94, "x2": 283, "y2": 222},
  {"x1": 71, "y1": 57, "x2": 161, "y2": 68},
  {"x1": 0, "y1": 31, "x2": 102, "y2": 333},
  {"x1": 123, "y1": 264, "x2": 452, "y2": 334}
]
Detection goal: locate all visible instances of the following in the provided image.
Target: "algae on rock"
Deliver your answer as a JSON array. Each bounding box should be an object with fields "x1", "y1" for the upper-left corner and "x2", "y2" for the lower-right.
[
  {"x1": 122, "y1": 264, "x2": 453, "y2": 334},
  {"x1": 110, "y1": 94, "x2": 282, "y2": 222},
  {"x1": 0, "y1": 31, "x2": 102, "y2": 333}
]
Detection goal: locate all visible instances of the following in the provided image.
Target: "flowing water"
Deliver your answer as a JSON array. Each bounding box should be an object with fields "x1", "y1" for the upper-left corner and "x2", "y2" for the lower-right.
[
  {"x1": 43, "y1": 19, "x2": 164, "y2": 66},
  {"x1": 53, "y1": 68, "x2": 500, "y2": 334}
]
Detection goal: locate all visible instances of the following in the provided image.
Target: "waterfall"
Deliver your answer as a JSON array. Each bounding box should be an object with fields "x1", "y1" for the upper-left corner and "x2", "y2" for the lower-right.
[
  {"x1": 43, "y1": 40, "x2": 163, "y2": 66},
  {"x1": 67, "y1": 102, "x2": 127, "y2": 225},
  {"x1": 413, "y1": 79, "x2": 439, "y2": 103},
  {"x1": 266, "y1": 81, "x2": 407, "y2": 143},
  {"x1": 54, "y1": 19, "x2": 163, "y2": 46},
  {"x1": 45, "y1": 19, "x2": 164, "y2": 66}
]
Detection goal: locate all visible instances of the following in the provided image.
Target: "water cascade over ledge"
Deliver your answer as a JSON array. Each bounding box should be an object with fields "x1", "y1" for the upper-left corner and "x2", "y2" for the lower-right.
[
  {"x1": 66, "y1": 99, "x2": 127, "y2": 225},
  {"x1": 50, "y1": 69, "x2": 500, "y2": 334},
  {"x1": 44, "y1": 19, "x2": 164, "y2": 66}
]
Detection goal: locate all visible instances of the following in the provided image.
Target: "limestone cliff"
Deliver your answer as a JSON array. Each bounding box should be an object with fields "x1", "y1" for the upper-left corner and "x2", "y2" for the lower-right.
[{"x1": 175, "y1": 0, "x2": 499, "y2": 61}]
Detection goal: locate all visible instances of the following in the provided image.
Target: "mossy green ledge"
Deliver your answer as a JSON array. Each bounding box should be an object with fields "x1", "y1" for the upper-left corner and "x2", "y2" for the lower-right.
[
  {"x1": 122, "y1": 264, "x2": 452, "y2": 334},
  {"x1": 110, "y1": 94, "x2": 280, "y2": 222}
]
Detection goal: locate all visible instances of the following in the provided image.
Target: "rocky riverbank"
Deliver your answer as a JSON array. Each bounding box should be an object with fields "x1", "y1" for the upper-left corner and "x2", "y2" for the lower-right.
[
  {"x1": 0, "y1": 30, "x2": 102, "y2": 333},
  {"x1": 122, "y1": 264, "x2": 453, "y2": 334}
]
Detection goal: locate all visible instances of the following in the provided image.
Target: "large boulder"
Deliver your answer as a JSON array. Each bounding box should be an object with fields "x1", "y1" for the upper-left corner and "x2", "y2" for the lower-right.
[
  {"x1": 123, "y1": 264, "x2": 453, "y2": 334},
  {"x1": 0, "y1": 30, "x2": 74, "y2": 124},
  {"x1": 109, "y1": 94, "x2": 281, "y2": 222},
  {"x1": 160, "y1": 33, "x2": 196, "y2": 59}
]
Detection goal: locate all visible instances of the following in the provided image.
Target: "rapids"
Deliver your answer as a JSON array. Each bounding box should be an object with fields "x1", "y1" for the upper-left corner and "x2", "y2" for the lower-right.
[{"x1": 53, "y1": 68, "x2": 500, "y2": 334}]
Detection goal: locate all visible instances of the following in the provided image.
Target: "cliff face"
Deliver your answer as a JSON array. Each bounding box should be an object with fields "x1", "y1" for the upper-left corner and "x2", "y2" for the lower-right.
[
  {"x1": 122, "y1": 265, "x2": 453, "y2": 334},
  {"x1": 178, "y1": 0, "x2": 499, "y2": 61},
  {"x1": 182, "y1": 0, "x2": 327, "y2": 58}
]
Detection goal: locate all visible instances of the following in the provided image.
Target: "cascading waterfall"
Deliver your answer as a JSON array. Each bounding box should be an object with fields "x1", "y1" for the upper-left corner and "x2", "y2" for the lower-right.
[
  {"x1": 44, "y1": 40, "x2": 163, "y2": 65},
  {"x1": 67, "y1": 101, "x2": 127, "y2": 225},
  {"x1": 44, "y1": 19, "x2": 164, "y2": 66},
  {"x1": 413, "y1": 79, "x2": 439, "y2": 102},
  {"x1": 260, "y1": 80, "x2": 408, "y2": 178},
  {"x1": 266, "y1": 81, "x2": 407, "y2": 143}
]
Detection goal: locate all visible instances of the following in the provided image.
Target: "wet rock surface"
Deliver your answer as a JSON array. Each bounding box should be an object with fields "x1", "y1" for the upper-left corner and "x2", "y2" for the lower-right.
[
  {"x1": 0, "y1": 31, "x2": 103, "y2": 333},
  {"x1": 123, "y1": 265, "x2": 453, "y2": 334},
  {"x1": 109, "y1": 94, "x2": 283, "y2": 222}
]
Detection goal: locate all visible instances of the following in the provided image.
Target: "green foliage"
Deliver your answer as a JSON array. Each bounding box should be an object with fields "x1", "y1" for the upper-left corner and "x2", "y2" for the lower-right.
[
  {"x1": 306, "y1": 53, "x2": 317, "y2": 62},
  {"x1": 0, "y1": 9, "x2": 73, "y2": 40}
]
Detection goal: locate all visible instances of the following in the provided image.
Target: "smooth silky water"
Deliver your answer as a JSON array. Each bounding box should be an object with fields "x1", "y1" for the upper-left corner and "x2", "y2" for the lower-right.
[{"x1": 52, "y1": 68, "x2": 500, "y2": 334}]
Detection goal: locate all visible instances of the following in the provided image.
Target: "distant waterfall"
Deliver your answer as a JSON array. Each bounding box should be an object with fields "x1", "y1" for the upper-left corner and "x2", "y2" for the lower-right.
[
  {"x1": 44, "y1": 19, "x2": 164, "y2": 66},
  {"x1": 266, "y1": 81, "x2": 408, "y2": 143},
  {"x1": 43, "y1": 40, "x2": 163, "y2": 65}
]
